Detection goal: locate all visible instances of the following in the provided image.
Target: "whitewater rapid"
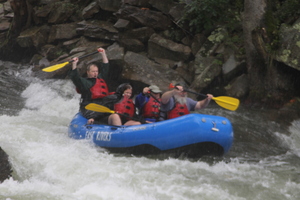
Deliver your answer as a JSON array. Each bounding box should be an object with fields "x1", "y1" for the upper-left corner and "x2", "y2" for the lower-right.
[{"x1": 0, "y1": 66, "x2": 300, "y2": 200}]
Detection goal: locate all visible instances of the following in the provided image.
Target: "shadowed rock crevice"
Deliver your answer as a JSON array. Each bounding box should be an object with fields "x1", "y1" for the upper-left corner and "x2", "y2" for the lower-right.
[{"x1": 0, "y1": 147, "x2": 12, "y2": 183}]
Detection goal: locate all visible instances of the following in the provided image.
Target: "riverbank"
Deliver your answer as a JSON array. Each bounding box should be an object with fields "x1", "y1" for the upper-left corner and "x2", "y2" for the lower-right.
[{"x1": 1, "y1": 0, "x2": 300, "y2": 110}]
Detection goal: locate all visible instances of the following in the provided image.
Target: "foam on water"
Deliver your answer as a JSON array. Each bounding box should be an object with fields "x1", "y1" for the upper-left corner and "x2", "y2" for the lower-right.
[{"x1": 0, "y1": 77, "x2": 300, "y2": 199}]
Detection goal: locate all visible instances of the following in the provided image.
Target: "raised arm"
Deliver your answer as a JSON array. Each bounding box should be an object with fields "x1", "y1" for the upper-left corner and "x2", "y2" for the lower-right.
[
  {"x1": 98, "y1": 47, "x2": 108, "y2": 63},
  {"x1": 71, "y1": 57, "x2": 79, "y2": 70},
  {"x1": 161, "y1": 86, "x2": 184, "y2": 104},
  {"x1": 195, "y1": 94, "x2": 213, "y2": 109}
]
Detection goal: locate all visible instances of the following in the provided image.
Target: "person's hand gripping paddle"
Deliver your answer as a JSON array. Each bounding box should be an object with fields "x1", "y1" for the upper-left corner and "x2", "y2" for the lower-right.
[
  {"x1": 169, "y1": 83, "x2": 240, "y2": 111},
  {"x1": 42, "y1": 49, "x2": 104, "y2": 72}
]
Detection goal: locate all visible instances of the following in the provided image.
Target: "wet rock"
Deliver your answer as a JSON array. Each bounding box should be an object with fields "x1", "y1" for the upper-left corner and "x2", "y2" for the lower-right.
[
  {"x1": 98, "y1": 0, "x2": 122, "y2": 12},
  {"x1": 119, "y1": 27, "x2": 155, "y2": 42},
  {"x1": 76, "y1": 20, "x2": 118, "y2": 41},
  {"x1": 16, "y1": 25, "x2": 50, "y2": 48},
  {"x1": 0, "y1": 147, "x2": 12, "y2": 183},
  {"x1": 149, "y1": 0, "x2": 177, "y2": 15},
  {"x1": 82, "y1": 1, "x2": 100, "y2": 19},
  {"x1": 274, "y1": 21, "x2": 300, "y2": 71},
  {"x1": 47, "y1": 2, "x2": 77, "y2": 24},
  {"x1": 115, "y1": 5, "x2": 172, "y2": 30},
  {"x1": 123, "y1": 0, "x2": 152, "y2": 7},
  {"x1": 114, "y1": 19, "x2": 134, "y2": 30},
  {"x1": 123, "y1": 51, "x2": 184, "y2": 92},
  {"x1": 222, "y1": 53, "x2": 247, "y2": 82},
  {"x1": 225, "y1": 74, "x2": 249, "y2": 99},
  {"x1": 168, "y1": 3, "x2": 186, "y2": 21},
  {"x1": 118, "y1": 38, "x2": 145, "y2": 52},
  {"x1": 191, "y1": 58, "x2": 222, "y2": 92},
  {"x1": 148, "y1": 33, "x2": 192, "y2": 61},
  {"x1": 48, "y1": 23, "x2": 78, "y2": 43},
  {"x1": 0, "y1": 19, "x2": 10, "y2": 32}
]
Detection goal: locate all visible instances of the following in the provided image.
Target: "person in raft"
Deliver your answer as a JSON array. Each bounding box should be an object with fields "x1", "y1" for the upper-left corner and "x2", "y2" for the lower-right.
[
  {"x1": 160, "y1": 83, "x2": 214, "y2": 119},
  {"x1": 135, "y1": 85, "x2": 163, "y2": 123},
  {"x1": 100, "y1": 83, "x2": 142, "y2": 126},
  {"x1": 69, "y1": 47, "x2": 112, "y2": 124}
]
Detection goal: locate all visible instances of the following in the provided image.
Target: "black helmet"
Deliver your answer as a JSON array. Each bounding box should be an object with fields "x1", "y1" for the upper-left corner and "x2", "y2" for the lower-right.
[{"x1": 116, "y1": 83, "x2": 133, "y2": 97}]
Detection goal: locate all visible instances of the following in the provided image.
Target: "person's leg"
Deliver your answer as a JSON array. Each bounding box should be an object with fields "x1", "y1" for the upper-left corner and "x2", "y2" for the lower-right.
[
  {"x1": 124, "y1": 120, "x2": 141, "y2": 126},
  {"x1": 108, "y1": 114, "x2": 122, "y2": 126}
]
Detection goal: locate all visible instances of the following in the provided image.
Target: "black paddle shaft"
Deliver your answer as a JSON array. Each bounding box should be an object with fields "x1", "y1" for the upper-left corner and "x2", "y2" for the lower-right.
[
  {"x1": 184, "y1": 89, "x2": 208, "y2": 98},
  {"x1": 174, "y1": 86, "x2": 208, "y2": 99},
  {"x1": 70, "y1": 51, "x2": 99, "y2": 63}
]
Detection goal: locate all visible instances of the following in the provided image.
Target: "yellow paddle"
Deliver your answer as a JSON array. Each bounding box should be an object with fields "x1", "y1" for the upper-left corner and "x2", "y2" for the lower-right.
[
  {"x1": 211, "y1": 96, "x2": 239, "y2": 111},
  {"x1": 85, "y1": 103, "x2": 144, "y2": 122},
  {"x1": 169, "y1": 83, "x2": 240, "y2": 111},
  {"x1": 85, "y1": 103, "x2": 115, "y2": 114},
  {"x1": 42, "y1": 50, "x2": 100, "y2": 72}
]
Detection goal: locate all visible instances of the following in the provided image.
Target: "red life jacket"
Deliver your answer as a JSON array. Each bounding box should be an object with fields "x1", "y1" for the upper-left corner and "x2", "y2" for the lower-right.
[
  {"x1": 167, "y1": 102, "x2": 189, "y2": 119},
  {"x1": 114, "y1": 96, "x2": 135, "y2": 119},
  {"x1": 90, "y1": 78, "x2": 109, "y2": 99},
  {"x1": 142, "y1": 96, "x2": 161, "y2": 119},
  {"x1": 76, "y1": 78, "x2": 109, "y2": 99}
]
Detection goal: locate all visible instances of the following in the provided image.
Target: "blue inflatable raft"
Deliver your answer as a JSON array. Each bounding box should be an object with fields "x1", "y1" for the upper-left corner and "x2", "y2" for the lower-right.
[{"x1": 68, "y1": 113, "x2": 234, "y2": 157}]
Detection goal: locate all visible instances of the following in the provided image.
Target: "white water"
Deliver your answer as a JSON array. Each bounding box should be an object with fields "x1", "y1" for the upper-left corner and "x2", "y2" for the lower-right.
[{"x1": 1, "y1": 70, "x2": 300, "y2": 200}]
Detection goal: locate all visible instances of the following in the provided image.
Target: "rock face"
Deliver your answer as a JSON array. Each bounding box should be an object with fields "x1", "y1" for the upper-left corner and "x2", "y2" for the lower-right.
[
  {"x1": 0, "y1": 0, "x2": 246, "y2": 96},
  {"x1": 275, "y1": 23, "x2": 300, "y2": 71},
  {"x1": 0, "y1": 0, "x2": 300, "y2": 107},
  {"x1": 0, "y1": 147, "x2": 12, "y2": 183}
]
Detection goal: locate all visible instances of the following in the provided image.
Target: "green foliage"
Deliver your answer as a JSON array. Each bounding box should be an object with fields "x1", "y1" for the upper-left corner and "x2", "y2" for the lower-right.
[
  {"x1": 208, "y1": 28, "x2": 226, "y2": 43},
  {"x1": 276, "y1": 0, "x2": 300, "y2": 23},
  {"x1": 263, "y1": 1, "x2": 280, "y2": 51},
  {"x1": 213, "y1": 58, "x2": 223, "y2": 65},
  {"x1": 264, "y1": 0, "x2": 300, "y2": 52},
  {"x1": 179, "y1": 0, "x2": 244, "y2": 34}
]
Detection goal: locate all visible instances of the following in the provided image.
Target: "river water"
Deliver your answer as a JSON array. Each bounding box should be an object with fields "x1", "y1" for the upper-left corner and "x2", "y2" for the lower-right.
[{"x1": 0, "y1": 61, "x2": 299, "y2": 200}]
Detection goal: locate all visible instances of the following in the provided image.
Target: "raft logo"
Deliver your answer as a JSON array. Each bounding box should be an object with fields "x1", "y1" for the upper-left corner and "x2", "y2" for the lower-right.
[
  {"x1": 96, "y1": 131, "x2": 112, "y2": 141},
  {"x1": 85, "y1": 131, "x2": 95, "y2": 139}
]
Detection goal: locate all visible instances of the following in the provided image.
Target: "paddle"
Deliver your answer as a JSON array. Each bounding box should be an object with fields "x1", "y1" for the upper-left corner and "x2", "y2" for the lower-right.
[
  {"x1": 147, "y1": 91, "x2": 161, "y2": 103},
  {"x1": 42, "y1": 50, "x2": 101, "y2": 72},
  {"x1": 169, "y1": 83, "x2": 240, "y2": 111},
  {"x1": 85, "y1": 103, "x2": 144, "y2": 122}
]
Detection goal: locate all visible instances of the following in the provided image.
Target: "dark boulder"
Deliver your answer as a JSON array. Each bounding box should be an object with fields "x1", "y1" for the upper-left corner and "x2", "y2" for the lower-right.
[{"x1": 0, "y1": 147, "x2": 12, "y2": 183}]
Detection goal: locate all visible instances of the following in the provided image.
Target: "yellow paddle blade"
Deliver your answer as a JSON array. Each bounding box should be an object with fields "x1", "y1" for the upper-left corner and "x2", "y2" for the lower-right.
[
  {"x1": 42, "y1": 61, "x2": 70, "y2": 72},
  {"x1": 85, "y1": 103, "x2": 115, "y2": 114},
  {"x1": 212, "y1": 96, "x2": 240, "y2": 111}
]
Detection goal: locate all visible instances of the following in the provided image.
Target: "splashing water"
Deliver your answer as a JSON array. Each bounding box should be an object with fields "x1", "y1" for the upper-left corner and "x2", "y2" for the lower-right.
[{"x1": 0, "y1": 65, "x2": 300, "y2": 200}]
